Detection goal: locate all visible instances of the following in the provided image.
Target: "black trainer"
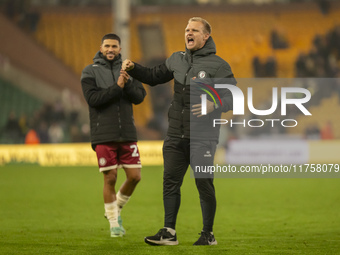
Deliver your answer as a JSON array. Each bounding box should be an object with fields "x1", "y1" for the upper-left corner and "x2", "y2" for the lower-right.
[
  {"x1": 144, "y1": 228, "x2": 179, "y2": 246},
  {"x1": 193, "y1": 231, "x2": 218, "y2": 245}
]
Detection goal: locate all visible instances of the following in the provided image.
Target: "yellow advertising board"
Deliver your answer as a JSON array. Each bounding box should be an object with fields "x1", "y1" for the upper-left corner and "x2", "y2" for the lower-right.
[
  {"x1": 0, "y1": 141, "x2": 164, "y2": 166},
  {"x1": 308, "y1": 140, "x2": 340, "y2": 164}
]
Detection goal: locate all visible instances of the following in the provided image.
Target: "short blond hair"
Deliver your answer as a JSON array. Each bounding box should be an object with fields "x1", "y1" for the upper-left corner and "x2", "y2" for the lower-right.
[{"x1": 188, "y1": 17, "x2": 212, "y2": 34}]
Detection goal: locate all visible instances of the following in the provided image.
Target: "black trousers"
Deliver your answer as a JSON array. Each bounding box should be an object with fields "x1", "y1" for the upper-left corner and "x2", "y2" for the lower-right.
[{"x1": 162, "y1": 136, "x2": 217, "y2": 232}]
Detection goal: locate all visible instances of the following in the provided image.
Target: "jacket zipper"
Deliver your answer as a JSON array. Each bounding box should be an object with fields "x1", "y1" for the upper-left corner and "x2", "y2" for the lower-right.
[
  {"x1": 111, "y1": 62, "x2": 122, "y2": 137},
  {"x1": 184, "y1": 54, "x2": 193, "y2": 85},
  {"x1": 180, "y1": 53, "x2": 193, "y2": 138}
]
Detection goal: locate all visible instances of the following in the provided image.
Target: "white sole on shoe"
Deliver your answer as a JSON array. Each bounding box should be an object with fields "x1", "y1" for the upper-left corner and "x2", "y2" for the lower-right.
[{"x1": 144, "y1": 238, "x2": 179, "y2": 246}]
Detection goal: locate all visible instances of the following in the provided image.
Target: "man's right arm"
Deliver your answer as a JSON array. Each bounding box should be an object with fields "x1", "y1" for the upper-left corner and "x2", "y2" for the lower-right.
[
  {"x1": 81, "y1": 67, "x2": 123, "y2": 108},
  {"x1": 123, "y1": 60, "x2": 173, "y2": 86}
]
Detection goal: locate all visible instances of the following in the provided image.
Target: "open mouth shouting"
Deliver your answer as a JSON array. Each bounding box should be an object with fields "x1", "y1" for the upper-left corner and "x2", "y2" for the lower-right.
[
  {"x1": 186, "y1": 36, "x2": 195, "y2": 50},
  {"x1": 187, "y1": 37, "x2": 195, "y2": 48}
]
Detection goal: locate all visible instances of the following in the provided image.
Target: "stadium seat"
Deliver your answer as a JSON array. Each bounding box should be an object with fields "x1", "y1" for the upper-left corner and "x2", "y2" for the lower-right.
[{"x1": 33, "y1": 4, "x2": 340, "y2": 138}]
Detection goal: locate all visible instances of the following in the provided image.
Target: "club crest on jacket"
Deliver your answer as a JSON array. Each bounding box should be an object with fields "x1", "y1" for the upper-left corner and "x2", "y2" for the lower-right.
[{"x1": 198, "y1": 71, "x2": 206, "y2": 79}]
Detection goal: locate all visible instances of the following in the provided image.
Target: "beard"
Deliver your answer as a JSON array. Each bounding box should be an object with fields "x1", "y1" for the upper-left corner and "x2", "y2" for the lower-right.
[{"x1": 104, "y1": 55, "x2": 116, "y2": 62}]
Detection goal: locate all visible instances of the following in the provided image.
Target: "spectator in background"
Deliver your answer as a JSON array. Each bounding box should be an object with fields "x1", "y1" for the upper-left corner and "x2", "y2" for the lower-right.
[
  {"x1": 318, "y1": 0, "x2": 330, "y2": 15},
  {"x1": 5, "y1": 0, "x2": 16, "y2": 20},
  {"x1": 48, "y1": 121, "x2": 64, "y2": 143},
  {"x1": 295, "y1": 53, "x2": 308, "y2": 77},
  {"x1": 296, "y1": 27, "x2": 340, "y2": 79},
  {"x1": 313, "y1": 35, "x2": 329, "y2": 60},
  {"x1": 37, "y1": 121, "x2": 50, "y2": 143},
  {"x1": 3, "y1": 111, "x2": 23, "y2": 143},
  {"x1": 18, "y1": 114, "x2": 29, "y2": 138},
  {"x1": 270, "y1": 28, "x2": 289, "y2": 49},
  {"x1": 328, "y1": 25, "x2": 340, "y2": 58},
  {"x1": 39, "y1": 103, "x2": 54, "y2": 125},
  {"x1": 69, "y1": 124, "x2": 83, "y2": 143},
  {"x1": 252, "y1": 55, "x2": 277, "y2": 77},
  {"x1": 320, "y1": 121, "x2": 334, "y2": 140},
  {"x1": 52, "y1": 100, "x2": 66, "y2": 123},
  {"x1": 305, "y1": 123, "x2": 321, "y2": 140},
  {"x1": 252, "y1": 56, "x2": 262, "y2": 77},
  {"x1": 25, "y1": 129, "x2": 40, "y2": 144},
  {"x1": 25, "y1": 5, "x2": 40, "y2": 32},
  {"x1": 264, "y1": 56, "x2": 277, "y2": 77}
]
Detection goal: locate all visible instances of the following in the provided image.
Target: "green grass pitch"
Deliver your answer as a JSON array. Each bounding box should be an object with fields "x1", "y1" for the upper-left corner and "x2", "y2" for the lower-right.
[{"x1": 0, "y1": 164, "x2": 339, "y2": 255}]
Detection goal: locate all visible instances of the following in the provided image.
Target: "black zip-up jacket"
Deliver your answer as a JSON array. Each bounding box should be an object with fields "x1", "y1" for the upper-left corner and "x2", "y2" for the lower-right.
[
  {"x1": 81, "y1": 52, "x2": 146, "y2": 150},
  {"x1": 128, "y1": 37, "x2": 236, "y2": 141}
]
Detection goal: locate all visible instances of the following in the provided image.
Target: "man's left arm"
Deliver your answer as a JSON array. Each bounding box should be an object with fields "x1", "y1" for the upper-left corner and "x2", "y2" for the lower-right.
[{"x1": 123, "y1": 77, "x2": 146, "y2": 105}]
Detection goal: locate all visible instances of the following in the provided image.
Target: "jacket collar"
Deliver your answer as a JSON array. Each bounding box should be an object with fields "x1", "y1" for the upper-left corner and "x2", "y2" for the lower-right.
[{"x1": 185, "y1": 36, "x2": 216, "y2": 58}]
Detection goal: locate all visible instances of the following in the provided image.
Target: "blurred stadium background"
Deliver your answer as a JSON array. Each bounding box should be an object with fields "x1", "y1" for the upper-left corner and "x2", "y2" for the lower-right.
[
  {"x1": 1, "y1": 2, "x2": 340, "y2": 254},
  {"x1": 0, "y1": 0, "x2": 340, "y2": 164}
]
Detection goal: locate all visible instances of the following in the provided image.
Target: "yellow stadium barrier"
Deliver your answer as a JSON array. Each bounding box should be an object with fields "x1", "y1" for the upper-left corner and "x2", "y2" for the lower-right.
[
  {"x1": 0, "y1": 141, "x2": 163, "y2": 167},
  {"x1": 308, "y1": 140, "x2": 340, "y2": 164}
]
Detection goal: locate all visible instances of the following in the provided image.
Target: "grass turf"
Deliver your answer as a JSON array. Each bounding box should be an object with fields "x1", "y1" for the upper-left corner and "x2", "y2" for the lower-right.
[{"x1": 0, "y1": 165, "x2": 339, "y2": 255}]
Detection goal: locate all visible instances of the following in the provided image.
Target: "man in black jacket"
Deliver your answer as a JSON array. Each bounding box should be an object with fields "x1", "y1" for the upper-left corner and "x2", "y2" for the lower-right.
[
  {"x1": 81, "y1": 33, "x2": 146, "y2": 238},
  {"x1": 123, "y1": 17, "x2": 236, "y2": 246}
]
